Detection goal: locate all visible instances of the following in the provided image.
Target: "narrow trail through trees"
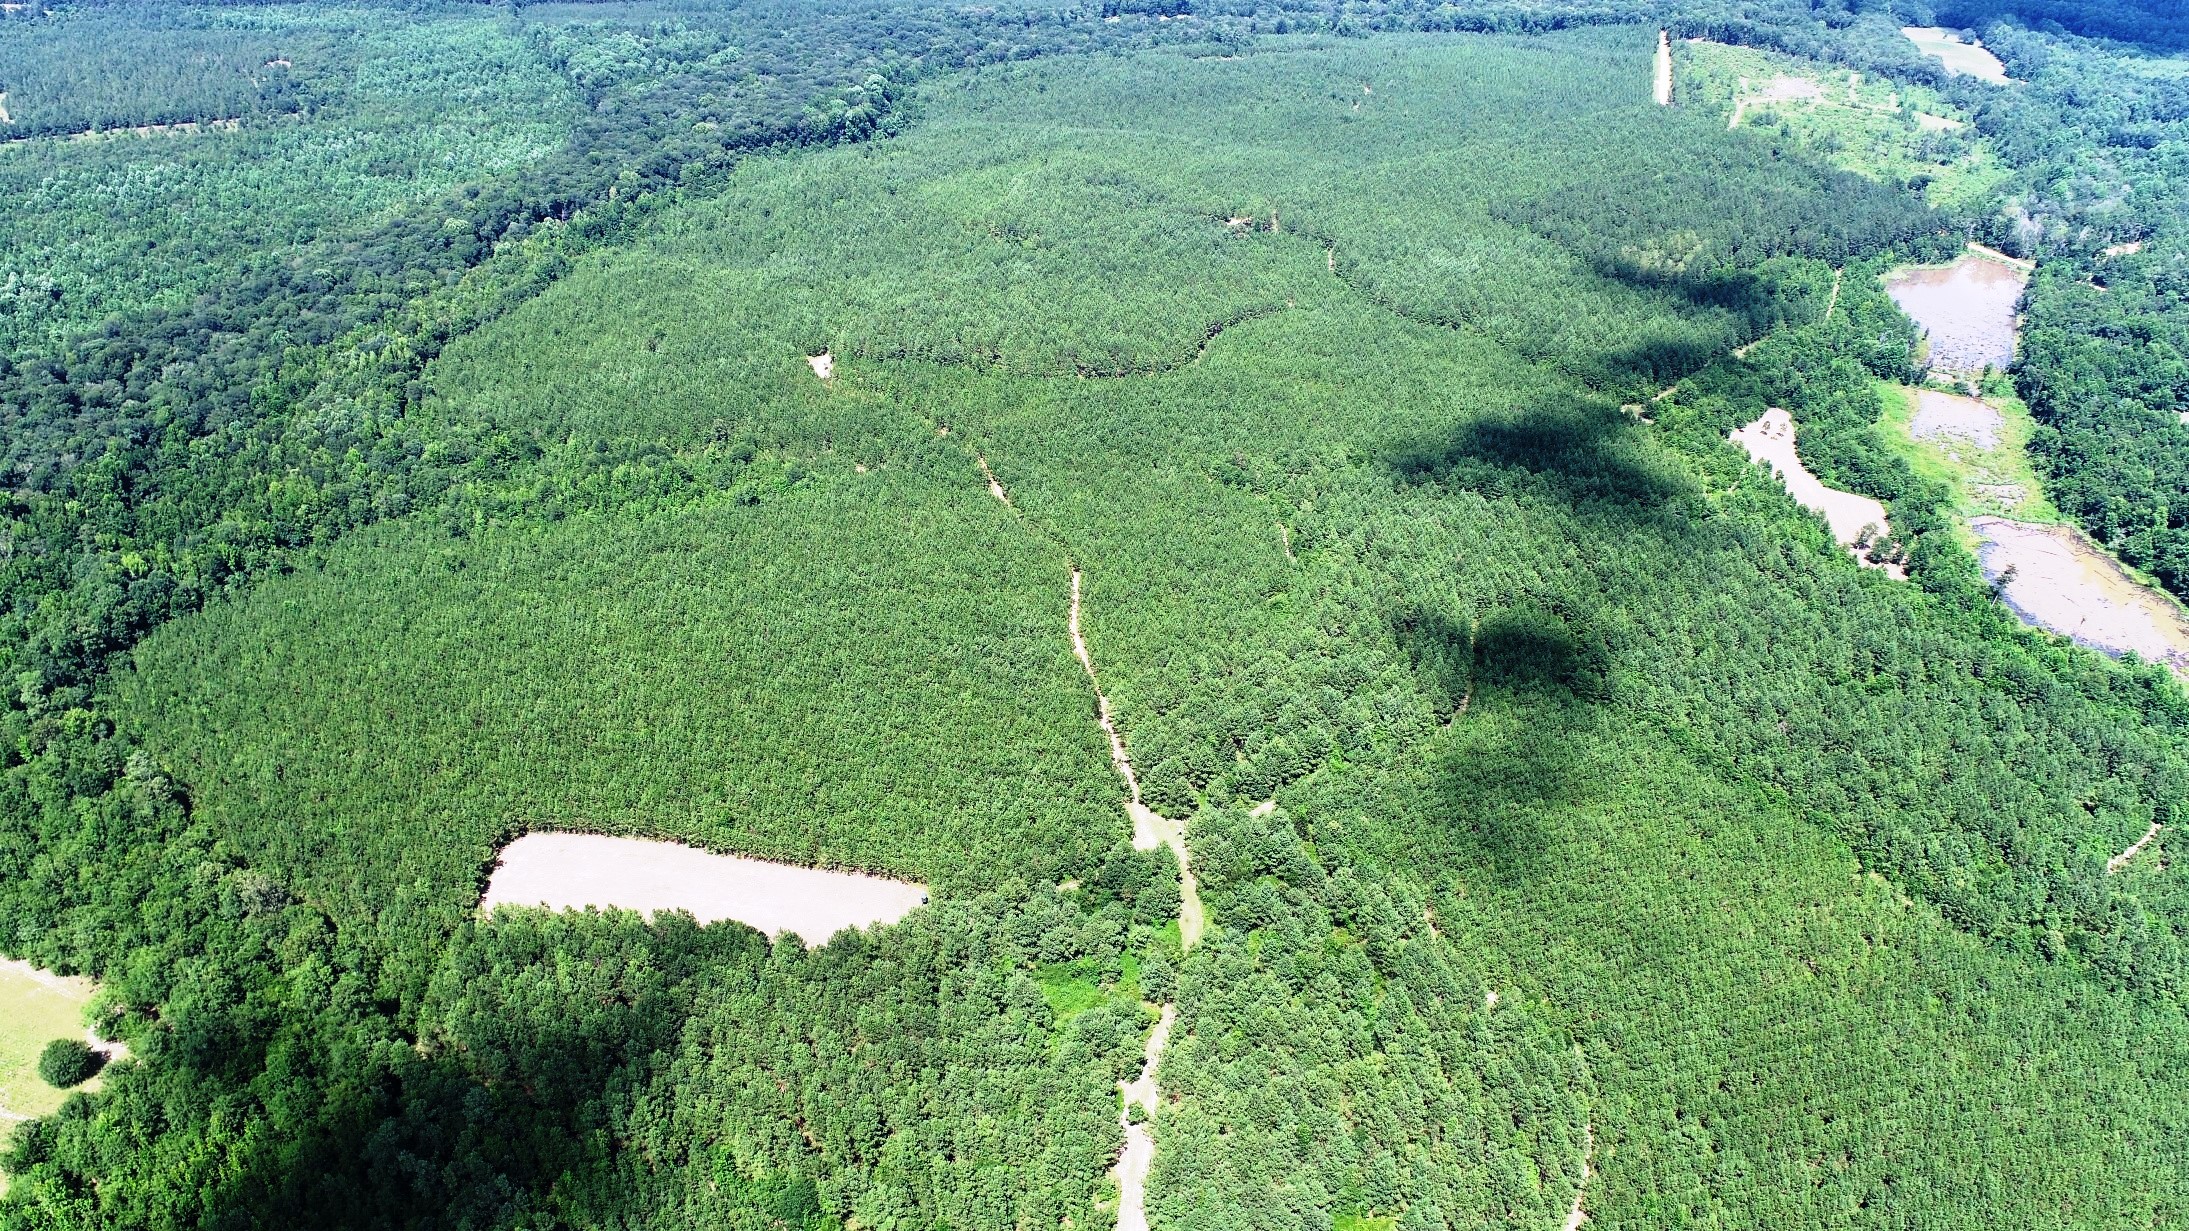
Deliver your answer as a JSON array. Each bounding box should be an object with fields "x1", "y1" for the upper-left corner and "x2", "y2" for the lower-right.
[
  {"x1": 1562, "y1": 1121, "x2": 1596, "y2": 1231},
  {"x1": 2108, "y1": 822, "x2": 2163, "y2": 874},
  {"x1": 943, "y1": 432, "x2": 1204, "y2": 1228}
]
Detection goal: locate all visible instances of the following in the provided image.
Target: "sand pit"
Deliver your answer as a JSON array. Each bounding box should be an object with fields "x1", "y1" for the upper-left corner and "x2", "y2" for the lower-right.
[
  {"x1": 1732, "y1": 409, "x2": 1901, "y2": 576},
  {"x1": 2102, "y1": 241, "x2": 2144, "y2": 258},
  {"x1": 1902, "y1": 27, "x2": 2012, "y2": 84},
  {"x1": 1910, "y1": 388, "x2": 2002, "y2": 448},
  {"x1": 480, "y1": 832, "x2": 927, "y2": 946},
  {"x1": 806, "y1": 351, "x2": 833, "y2": 381},
  {"x1": 1886, "y1": 254, "x2": 2026, "y2": 376},
  {"x1": 1972, "y1": 518, "x2": 2189, "y2": 674}
]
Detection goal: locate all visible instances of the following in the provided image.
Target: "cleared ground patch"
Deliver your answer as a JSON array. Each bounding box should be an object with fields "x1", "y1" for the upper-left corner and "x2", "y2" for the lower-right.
[
  {"x1": 0, "y1": 959, "x2": 97, "y2": 1123},
  {"x1": 481, "y1": 832, "x2": 927, "y2": 946}
]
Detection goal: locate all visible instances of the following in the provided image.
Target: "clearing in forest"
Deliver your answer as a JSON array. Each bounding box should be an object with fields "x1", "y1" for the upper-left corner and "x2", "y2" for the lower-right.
[
  {"x1": 480, "y1": 832, "x2": 928, "y2": 947},
  {"x1": 1680, "y1": 38, "x2": 2006, "y2": 211},
  {"x1": 0, "y1": 959, "x2": 100, "y2": 1123}
]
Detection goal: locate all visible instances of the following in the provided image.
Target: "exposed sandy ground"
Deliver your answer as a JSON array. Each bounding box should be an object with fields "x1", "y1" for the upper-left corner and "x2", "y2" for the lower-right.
[
  {"x1": 1249, "y1": 800, "x2": 1276, "y2": 818},
  {"x1": 480, "y1": 833, "x2": 927, "y2": 946},
  {"x1": 2103, "y1": 241, "x2": 2145, "y2": 258},
  {"x1": 1914, "y1": 111, "x2": 1964, "y2": 132},
  {"x1": 1654, "y1": 30, "x2": 1672, "y2": 106},
  {"x1": 1111, "y1": 1004, "x2": 1176, "y2": 1231},
  {"x1": 1823, "y1": 267, "x2": 1843, "y2": 322},
  {"x1": 0, "y1": 94, "x2": 10, "y2": 126},
  {"x1": 2108, "y1": 822, "x2": 2163, "y2": 874},
  {"x1": 1965, "y1": 242, "x2": 2033, "y2": 271},
  {"x1": 1885, "y1": 254, "x2": 2026, "y2": 376},
  {"x1": 1067, "y1": 569, "x2": 1205, "y2": 946},
  {"x1": 1732, "y1": 409, "x2": 1903, "y2": 577},
  {"x1": 1910, "y1": 388, "x2": 2002, "y2": 448},
  {"x1": 1972, "y1": 518, "x2": 2189, "y2": 675},
  {"x1": 806, "y1": 351, "x2": 833, "y2": 381},
  {"x1": 1902, "y1": 27, "x2": 2013, "y2": 84}
]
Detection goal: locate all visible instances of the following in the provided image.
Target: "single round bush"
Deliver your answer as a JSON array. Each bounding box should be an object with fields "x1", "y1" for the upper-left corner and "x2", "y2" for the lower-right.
[{"x1": 36, "y1": 1038, "x2": 102, "y2": 1089}]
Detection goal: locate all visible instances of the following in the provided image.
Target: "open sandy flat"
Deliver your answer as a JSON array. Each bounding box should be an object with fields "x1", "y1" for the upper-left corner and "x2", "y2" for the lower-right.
[{"x1": 481, "y1": 832, "x2": 927, "y2": 946}]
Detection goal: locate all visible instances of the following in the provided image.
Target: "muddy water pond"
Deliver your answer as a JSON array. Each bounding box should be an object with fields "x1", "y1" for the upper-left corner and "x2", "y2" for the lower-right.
[
  {"x1": 1910, "y1": 387, "x2": 2002, "y2": 449},
  {"x1": 481, "y1": 833, "x2": 927, "y2": 946},
  {"x1": 1972, "y1": 519, "x2": 2189, "y2": 675},
  {"x1": 1732, "y1": 408, "x2": 1903, "y2": 576},
  {"x1": 1901, "y1": 27, "x2": 2012, "y2": 83},
  {"x1": 1885, "y1": 254, "x2": 2026, "y2": 376}
]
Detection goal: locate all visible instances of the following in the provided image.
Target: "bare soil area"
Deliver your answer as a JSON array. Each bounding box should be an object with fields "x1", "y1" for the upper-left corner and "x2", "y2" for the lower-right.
[
  {"x1": 1901, "y1": 27, "x2": 2013, "y2": 83},
  {"x1": 2108, "y1": 822, "x2": 2163, "y2": 874},
  {"x1": 1111, "y1": 1004, "x2": 1177, "y2": 1231},
  {"x1": 1654, "y1": 29, "x2": 1672, "y2": 106},
  {"x1": 480, "y1": 832, "x2": 927, "y2": 946}
]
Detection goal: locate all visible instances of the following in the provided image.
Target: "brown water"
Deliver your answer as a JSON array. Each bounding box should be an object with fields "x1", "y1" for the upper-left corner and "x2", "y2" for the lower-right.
[
  {"x1": 1885, "y1": 256, "x2": 2026, "y2": 376},
  {"x1": 1971, "y1": 518, "x2": 2189, "y2": 676}
]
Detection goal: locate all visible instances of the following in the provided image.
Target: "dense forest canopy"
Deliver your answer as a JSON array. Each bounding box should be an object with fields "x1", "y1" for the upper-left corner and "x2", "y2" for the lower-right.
[{"x1": 2, "y1": 0, "x2": 2189, "y2": 1228}]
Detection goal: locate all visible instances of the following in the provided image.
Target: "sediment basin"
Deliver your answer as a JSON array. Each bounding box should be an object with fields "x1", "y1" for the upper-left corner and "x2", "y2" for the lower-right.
[
  {"x1": 1885, "y1": 254, "x2": 2026, "y2": 376},
  {"x1": 1972, "y1": 518, "x2": 2189, "y2": 675}
]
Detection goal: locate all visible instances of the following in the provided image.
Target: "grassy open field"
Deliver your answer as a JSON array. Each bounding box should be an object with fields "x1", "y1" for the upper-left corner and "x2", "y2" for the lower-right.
[{"x1": 0, "y1": 961, "x2": 95, "y2": 1125}]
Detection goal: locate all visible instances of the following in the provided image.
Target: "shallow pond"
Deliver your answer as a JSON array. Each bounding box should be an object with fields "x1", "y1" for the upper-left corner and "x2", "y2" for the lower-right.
[
  {"x1": 1909, "y1": 388, "x2": 2002, "y2": 449},
  {"x1": 1901, "y1": 27, "x2": 2011, "y2": 83},
  {"x1": 1972, "y1": 519, "x2": 2189, "y2": 675},
  {"x1": 481, "y1": 832, "x2": 928, "y2": 946},
  {"x1": 1885, "y1": 254, "x2": 2026, "y2": 376},
  {"x1": 1732, "y1": 408, "x2": 1902, "y2": 576}
]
